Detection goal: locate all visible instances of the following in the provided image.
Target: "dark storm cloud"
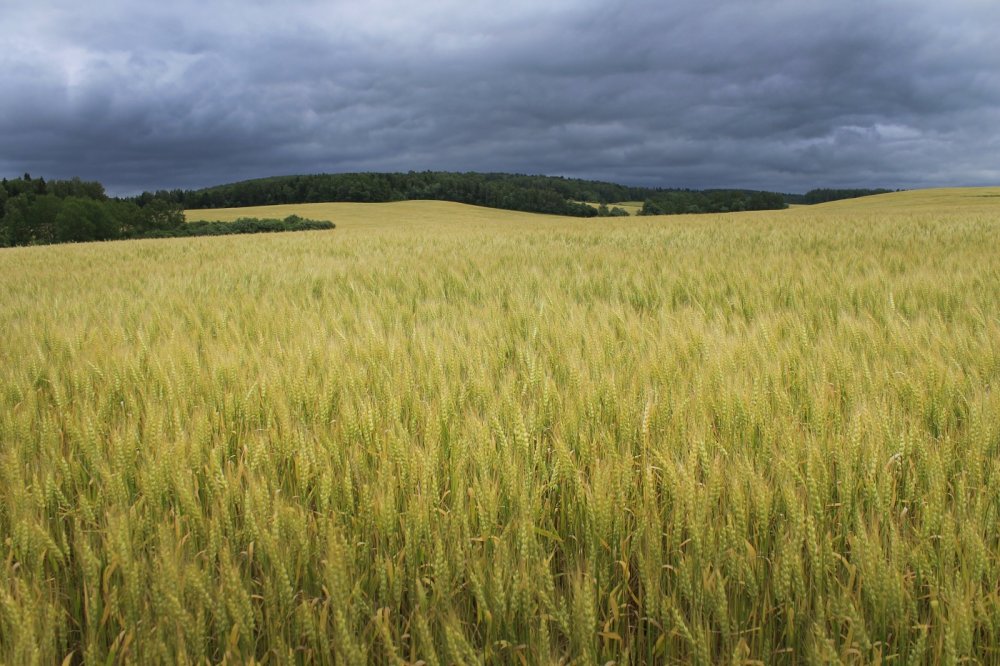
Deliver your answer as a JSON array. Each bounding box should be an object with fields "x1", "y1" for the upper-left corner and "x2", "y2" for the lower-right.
[{"x1": 2, "y1": 0, "x2": 998, "y2": 194}]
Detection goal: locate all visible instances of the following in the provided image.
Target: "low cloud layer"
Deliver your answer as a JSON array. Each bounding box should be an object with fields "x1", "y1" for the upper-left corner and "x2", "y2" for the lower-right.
[{"x1": 2, "y1": 0, "x2": 998, "y2": 194}]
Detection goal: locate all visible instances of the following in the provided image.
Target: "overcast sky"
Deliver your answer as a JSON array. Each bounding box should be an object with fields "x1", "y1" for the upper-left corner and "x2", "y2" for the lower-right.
[{"x1": 2, "y1": 0, "x2": 998, "y2": 195}]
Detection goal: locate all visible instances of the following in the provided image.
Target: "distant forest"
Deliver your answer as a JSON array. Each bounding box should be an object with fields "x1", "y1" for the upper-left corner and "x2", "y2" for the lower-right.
[
  {"x1": 800, "y1": 188, "x2": 895, "y2": 204},
  {"x1": 640, "y1": 190, "x2": 787, "y2": 215},
  {"x1": 0, "y1": 175, "x2": 330, "y2": 247},
  {"x1": 1, "y1": 172, "x2": 896, "y2": 247},
  {"x1": 161, "y1": 172, "x2": 801, "y2": 217},
  {"x1": 154, "y1": 172, "x2": 894, "y2": 216}
]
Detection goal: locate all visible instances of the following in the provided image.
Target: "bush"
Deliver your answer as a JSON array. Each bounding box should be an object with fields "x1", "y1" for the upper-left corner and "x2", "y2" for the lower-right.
[{"x1": 144, "y1": 215, "x2": 335, "y2": 239}]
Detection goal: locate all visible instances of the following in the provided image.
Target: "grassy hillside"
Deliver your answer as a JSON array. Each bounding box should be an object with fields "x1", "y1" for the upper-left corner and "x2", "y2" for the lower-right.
[
  {"x1": 3, "y1": 192, "x2": 1000, "y2": 663},
  {"x1": 185, "y1": 200, "x2": 569, "y2": 231},
  {"x1": 187, "y1": 187, "x2": 1000, "y2": 225},
  {"x1": 813, "y1": 186, "x2": 1000, "y2": 210}
]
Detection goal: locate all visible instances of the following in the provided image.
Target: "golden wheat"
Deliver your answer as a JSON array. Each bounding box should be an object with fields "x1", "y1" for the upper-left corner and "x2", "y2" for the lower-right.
[{"x1": 1, "y1": 192, "x2": 999, "y2": 663}]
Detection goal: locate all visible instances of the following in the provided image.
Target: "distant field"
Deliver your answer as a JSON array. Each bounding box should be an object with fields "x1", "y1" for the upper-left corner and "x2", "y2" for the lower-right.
[
  {"x1": 188, "y1": 188, "x2": 1000, "y2": 223},
  {"x1": 813, "y1": 186, "x2": 1000, "y2": 210},
  {"x1": 607, "y1": 201, "x2": 644, "y2": 215},
  {"x1": 574, "y1": 201, "x2": 645, "y2": 215},
  {"x1": 3, "y1": 190, "x2": 1000, "y2": 663},
  {"x1": 185, "y1": 199, "x2": 571, "y2": 231}
]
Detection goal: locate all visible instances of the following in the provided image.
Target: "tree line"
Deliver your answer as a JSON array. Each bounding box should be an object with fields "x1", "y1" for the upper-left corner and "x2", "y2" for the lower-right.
[
  {"x1": 161, "y1": 172, "x2": 794, "y2": 218},
  {"x1": 169, "y1": 172, "x2": 661, "y2": 213},
  {"x1": 801, "y1": 188, "x2": 895, "y2": 204},
  {"x1": 638, "y1": 189, "x2": 788, "y2": 215},
  {"x1": 2, "y1": 171, "x2": 894, "y2": 248},
  {"x1": 0, "y1": 175, "x2": 331, "y2": 247},
  {"x1": 152, "y1": 216, "x2": 334, "y2": 238}
]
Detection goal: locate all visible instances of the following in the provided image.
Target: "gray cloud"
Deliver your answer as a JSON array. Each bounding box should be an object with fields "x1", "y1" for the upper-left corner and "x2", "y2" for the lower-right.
[{"x1": 1, "y1": 0, "x2": 998, "y2": 194}]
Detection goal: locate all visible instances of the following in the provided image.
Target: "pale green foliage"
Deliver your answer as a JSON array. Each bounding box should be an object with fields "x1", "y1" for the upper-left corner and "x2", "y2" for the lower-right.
[{"x1": 1, "y1": 199, "x2": 999, "y2": 663}]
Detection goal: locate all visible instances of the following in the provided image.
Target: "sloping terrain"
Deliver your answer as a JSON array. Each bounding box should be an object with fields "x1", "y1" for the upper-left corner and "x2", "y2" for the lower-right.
[
  {"x1": 3, "y1": 190, "x2": 1000, "y2": 662},
  {"x1": 813, "y1": 186, "x2": 1000, "y2": 210}
]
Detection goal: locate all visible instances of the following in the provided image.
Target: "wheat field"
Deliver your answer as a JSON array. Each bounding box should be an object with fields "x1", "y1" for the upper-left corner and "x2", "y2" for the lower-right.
[{"x1": 2, "y1": 191, "x2": 1000, "y2": 663}]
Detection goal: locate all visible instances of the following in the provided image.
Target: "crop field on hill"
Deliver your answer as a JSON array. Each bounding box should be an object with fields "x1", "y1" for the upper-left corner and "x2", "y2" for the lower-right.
[
  {"x1": 574, "y1": 201, "x2": 645, "y2": 215},
  {"x1": 2, "y1": 192, "x2": 1000, "y2": 663}
]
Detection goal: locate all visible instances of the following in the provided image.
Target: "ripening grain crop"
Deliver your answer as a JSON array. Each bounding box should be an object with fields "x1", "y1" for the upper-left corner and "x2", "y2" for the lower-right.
[{"x1": 2, "y1": 192, "x2": 1000, "y2": 664}]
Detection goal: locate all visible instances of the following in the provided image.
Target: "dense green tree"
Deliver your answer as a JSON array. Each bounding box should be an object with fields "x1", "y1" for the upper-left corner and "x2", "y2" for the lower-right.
[
  {"x1": 106, "y1": 200, "x2": 146, "y2": 238},
  {"x1": 55, "y1": 198, "x2": 117, "y2": 243},
  {"x1": 1, "y1": 197, "x2": 27, "y2": 246},
  {"x1": 48, "y1": 177, "x2": 107, "y2": 201},
  {"x1": 140, "y1": 199, "x2": 185, "y2": 232},
  {"x1": 596, "y1": 204, "x2": 629, "y2": 217},
  {"x1": 639, "y1": 199, "x2": 665, "y2": 215},
  {"x1": 2, "y1": 194, "x2": 62, "y2": 245}
]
